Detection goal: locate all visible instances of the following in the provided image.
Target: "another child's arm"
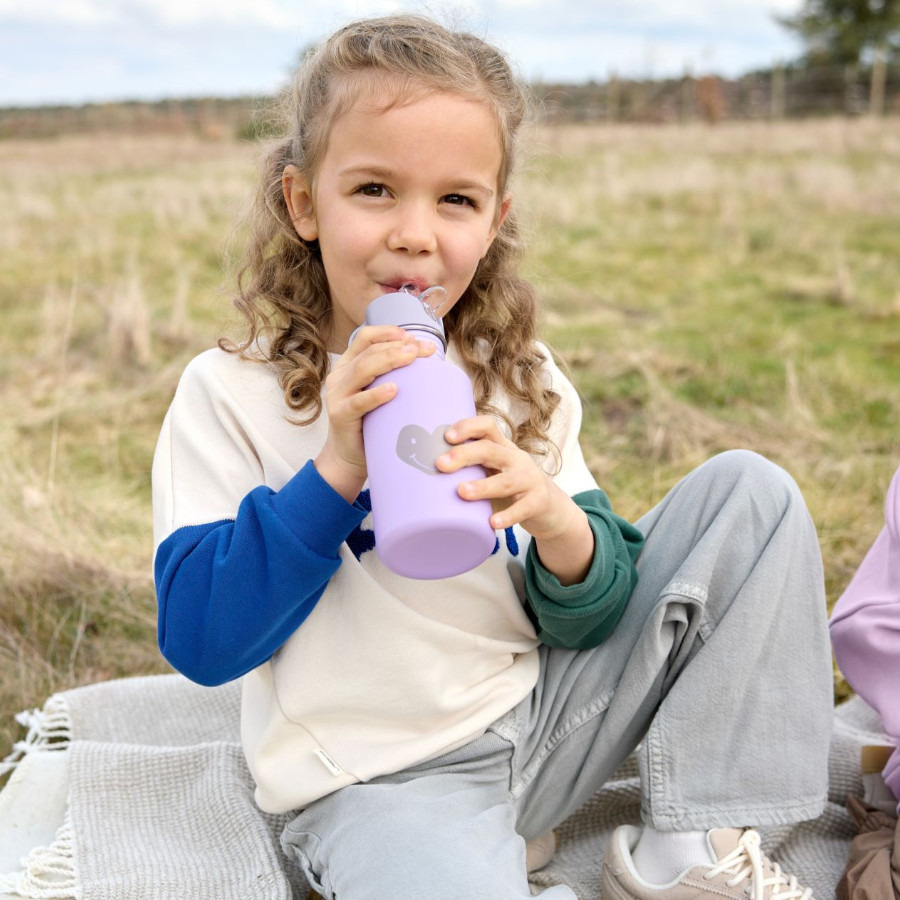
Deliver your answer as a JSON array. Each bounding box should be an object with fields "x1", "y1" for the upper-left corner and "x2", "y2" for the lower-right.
[{"x1": 829, "y1": 464, "x2": 900, "y2": 744}]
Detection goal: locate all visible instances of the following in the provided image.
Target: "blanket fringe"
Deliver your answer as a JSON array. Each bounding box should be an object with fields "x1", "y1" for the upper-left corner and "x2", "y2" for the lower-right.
[
  {"x1": 0, "y1": 810, "x2": 77, "y2": 899},
  {"x1": 0, "y1": 696, "x2": 71, "y2": 778}
]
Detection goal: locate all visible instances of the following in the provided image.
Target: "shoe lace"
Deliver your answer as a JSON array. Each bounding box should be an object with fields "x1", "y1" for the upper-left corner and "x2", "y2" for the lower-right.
[{"x1": 703, "y1": 830, "x2": 813, "y2": 900}]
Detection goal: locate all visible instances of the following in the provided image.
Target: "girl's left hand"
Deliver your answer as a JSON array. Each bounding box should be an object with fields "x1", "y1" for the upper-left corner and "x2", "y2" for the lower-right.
[
  {"x1": 436, "y1": 416, "x2": 594, "y2": 585},
  {"x1": 436, "y1": 416, "x2": 576, "y2": 541}
]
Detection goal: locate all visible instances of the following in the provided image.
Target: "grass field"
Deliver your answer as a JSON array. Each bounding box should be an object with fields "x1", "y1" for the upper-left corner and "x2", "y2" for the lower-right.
[{"x1": 1, "y1": 117, "x2": 898, "y2": 762}]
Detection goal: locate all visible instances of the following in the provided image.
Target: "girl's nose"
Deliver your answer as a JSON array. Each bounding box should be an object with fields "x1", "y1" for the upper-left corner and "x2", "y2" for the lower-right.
[{"x1": 387, "y1": 204, "x2": 438, "y2": 254}]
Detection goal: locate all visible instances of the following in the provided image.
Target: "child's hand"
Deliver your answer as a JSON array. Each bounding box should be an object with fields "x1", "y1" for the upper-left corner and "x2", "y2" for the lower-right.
[
  {"x1": 314, "y1": 326, "x2": 434, "y2": 502},
  {"x1": 436, "y1": 416, "x2": 594, "y2": 585}
]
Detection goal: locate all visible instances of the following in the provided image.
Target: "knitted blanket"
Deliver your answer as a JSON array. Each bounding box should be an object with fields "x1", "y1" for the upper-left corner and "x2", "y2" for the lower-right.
[{"x1": 0, "y1": 674, "x2": 887, "y2": 900}]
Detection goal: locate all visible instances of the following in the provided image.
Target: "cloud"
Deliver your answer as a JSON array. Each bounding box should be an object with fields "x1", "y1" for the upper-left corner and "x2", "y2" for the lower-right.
[
  {"x1": 0, "y1": 0, "x2": 802, "y2": 30},
  {"x1": 477, "y1": 0, "x2": 803, "y2": 77},
  {"x1": 0, "y1": 0, "x2": 805, "y2": 106},
  {"x1": 0, "y1": 0, "x2": 303, "y2": 27},
  {"x1": 478, "y1": 0, "x2": 797, "y2": 39}
]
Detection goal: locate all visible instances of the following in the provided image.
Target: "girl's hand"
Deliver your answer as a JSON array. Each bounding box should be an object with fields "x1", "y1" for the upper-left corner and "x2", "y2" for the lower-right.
[
  {"x1": 314, "y1": 325, "x2": 434, "y2": 502},
  {"x1": 436, "y1": 416, "x2": 594, "y2": 585}
]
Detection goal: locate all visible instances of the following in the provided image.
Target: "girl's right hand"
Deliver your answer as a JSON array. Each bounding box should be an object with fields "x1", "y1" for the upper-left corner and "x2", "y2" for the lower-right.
[{"x1": 314, "y1": 325, "x2": 435, "y2": 502}]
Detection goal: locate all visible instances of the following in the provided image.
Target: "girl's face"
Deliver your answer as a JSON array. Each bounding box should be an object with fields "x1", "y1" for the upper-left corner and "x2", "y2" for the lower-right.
[{"x1": 284, "y1": 83, "x2": 511, "y2": 352}]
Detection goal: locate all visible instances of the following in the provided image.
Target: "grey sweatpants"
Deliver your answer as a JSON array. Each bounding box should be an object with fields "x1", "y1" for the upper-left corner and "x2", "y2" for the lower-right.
[{"x1": 281, "y1": 450, "x2": 834, "y2": 898}]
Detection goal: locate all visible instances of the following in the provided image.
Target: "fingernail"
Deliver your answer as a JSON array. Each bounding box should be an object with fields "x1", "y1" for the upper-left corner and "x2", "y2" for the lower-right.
[{"x1": 445, "y1": 428, "x2": 457, "y2": 441}]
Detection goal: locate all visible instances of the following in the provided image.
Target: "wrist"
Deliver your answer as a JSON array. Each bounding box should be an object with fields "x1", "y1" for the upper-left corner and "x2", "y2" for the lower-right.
[
  {"x1": 534, "y1": 506, "x2": 594, "y2": 586},
  {"x1": 313, "y1": 451, "x2": 366, "y2": 503}
]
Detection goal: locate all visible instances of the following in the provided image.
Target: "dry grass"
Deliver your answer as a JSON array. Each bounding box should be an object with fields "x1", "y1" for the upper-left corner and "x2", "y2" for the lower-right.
[{"x1": 1, "y1": 118, "x2": 898, "y2": 760}]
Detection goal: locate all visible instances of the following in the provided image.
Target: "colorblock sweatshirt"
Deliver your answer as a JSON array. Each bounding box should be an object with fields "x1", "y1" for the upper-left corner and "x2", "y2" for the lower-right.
[{"x1": 152, "y1": 343, "x2": 643, "y2": 813}]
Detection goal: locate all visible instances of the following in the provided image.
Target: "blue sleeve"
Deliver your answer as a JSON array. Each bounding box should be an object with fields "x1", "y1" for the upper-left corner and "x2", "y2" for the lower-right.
[{"x1": 155, "y1": 460, "x2": 366, "y2": 686}]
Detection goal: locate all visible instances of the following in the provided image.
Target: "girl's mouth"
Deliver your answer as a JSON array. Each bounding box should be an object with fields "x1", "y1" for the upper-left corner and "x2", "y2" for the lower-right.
[{"x1": 380, "y1": 280, "x2": 430, "y2": 295}]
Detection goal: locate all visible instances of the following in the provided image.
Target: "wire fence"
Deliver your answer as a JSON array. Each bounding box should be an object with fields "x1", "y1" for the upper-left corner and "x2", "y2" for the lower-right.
[
  {"x1": 537, "y1": 61, "x2": 900, "y2": 124},
  {"x1": 1, "y1": 63, "x2": 899, "y2": 140}
]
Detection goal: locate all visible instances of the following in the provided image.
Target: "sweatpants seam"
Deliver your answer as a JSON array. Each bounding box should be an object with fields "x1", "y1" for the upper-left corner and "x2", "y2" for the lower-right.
[
  {"x1": 510, "y1": 691, "x2": 613, "y2": 801},
  {"x1": 642, "y1": 590, "x2": 711, "y2": 824}
]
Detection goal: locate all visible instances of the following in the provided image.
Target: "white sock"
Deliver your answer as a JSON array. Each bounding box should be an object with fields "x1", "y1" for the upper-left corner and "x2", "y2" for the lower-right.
[{"x1": 630, "y1": 827, "x2": 715, "y2": 885}]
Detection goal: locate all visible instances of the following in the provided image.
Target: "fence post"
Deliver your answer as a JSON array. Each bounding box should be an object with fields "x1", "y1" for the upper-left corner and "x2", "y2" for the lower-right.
[
  {"x1": 870, "y1": 46, "x2": 887, "y2": 116},
  {"x1": 844, "y1": 64, "x2": 860, "y2": 114},
  {"x1": 607, "y1": 71, "x2": 620, "y2": 123},
  {"x1": 681, "y1": 64, "x2": 694, "y2": 122},
  {"x1": 771, "y1": 61, "x2": 786, "y2": 119}
]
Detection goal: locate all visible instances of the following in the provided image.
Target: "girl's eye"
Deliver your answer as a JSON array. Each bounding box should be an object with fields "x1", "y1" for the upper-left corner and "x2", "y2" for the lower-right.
[
  {"x1": 442, "y1": 193, "x2": 476, "y2": 208},
  {"x1": 356, "y1": 183, "x2": 387, "y2": 198}
]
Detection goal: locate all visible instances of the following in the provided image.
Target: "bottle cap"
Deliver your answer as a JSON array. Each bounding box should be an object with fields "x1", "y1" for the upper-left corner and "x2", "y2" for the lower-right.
[{"x1": 348, "y1": 288, "x2": 447, "y2": 349}]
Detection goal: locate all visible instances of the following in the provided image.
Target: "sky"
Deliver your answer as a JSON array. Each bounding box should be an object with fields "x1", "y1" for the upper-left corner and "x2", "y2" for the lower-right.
[{"x1": 0, "y1": 0, "x2": 808, "y2": 108}]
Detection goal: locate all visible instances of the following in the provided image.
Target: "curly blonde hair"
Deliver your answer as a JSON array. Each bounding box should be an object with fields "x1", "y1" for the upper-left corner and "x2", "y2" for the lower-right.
[{"x1": 225, "y1": 13, "x2": 559, "y2": 455}]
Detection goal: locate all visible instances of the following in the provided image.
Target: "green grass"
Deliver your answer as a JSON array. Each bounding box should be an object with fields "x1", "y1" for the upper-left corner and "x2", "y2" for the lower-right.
[{"x1": 2, "y1": 118, "x2": 899, "y2": 760}]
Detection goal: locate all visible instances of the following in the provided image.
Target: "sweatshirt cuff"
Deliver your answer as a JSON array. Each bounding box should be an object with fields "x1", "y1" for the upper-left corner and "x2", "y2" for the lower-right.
[
  {"x1": 526, "y1": 513, "x2": 608, "y2": 607},
  {"x1": 271, "y1": 459, "x2": 367, "y2": 558}
]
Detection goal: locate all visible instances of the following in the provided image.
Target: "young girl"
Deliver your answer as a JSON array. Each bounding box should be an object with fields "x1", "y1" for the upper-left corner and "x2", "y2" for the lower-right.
[
  {"x1": 830, "y1": 463, "x2": 900, "y2": 814},
  {"x1": 153, "y1": 14, "x2": 833, "y2": 899}
]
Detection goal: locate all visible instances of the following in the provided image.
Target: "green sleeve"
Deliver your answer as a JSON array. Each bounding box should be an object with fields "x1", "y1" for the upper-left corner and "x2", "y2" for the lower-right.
[{"x1": 524, "y1": 489, "x2": 644, "y2": 649}]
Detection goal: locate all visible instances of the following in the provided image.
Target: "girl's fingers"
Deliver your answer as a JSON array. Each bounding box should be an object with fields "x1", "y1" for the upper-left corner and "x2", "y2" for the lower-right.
[
  {"x1": 487, "y1": 497, "x2": 532, "y2": 530},
  {"x1": 331, "y1": 335, "x2": 434, "y2": 400},
  {"x1": 348, "y1": 340, "x2": 418, "y2": 387},
  {"x1": 345, "y1": 325, "x2": 433, "y2": 365},
  {"x1": 344, "y1": 324, "x2": 409, "y2": 358},
  {"x1": 343, "y1": 379, "x2": 398, "y2": 417},
  {"x1": 436, "y1": 436, "x2": 516, "y2": 475},
  {"x1": 457, "y1": 467, "x2": 531, "y2": 502},
  {"x1": 458, "y1": 474, "x2": 535, "y2": 529},
  {"x1": 444, "y1": 415, "x2": 508, "y2": 447},
  {"x1": 438, "y1": 414, "x2": 571, "y2": 537}
]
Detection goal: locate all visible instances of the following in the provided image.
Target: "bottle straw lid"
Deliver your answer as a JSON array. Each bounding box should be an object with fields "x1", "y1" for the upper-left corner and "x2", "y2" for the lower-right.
[{"x1": 348, "y1": 287, "x2": 447, "y2": 349}]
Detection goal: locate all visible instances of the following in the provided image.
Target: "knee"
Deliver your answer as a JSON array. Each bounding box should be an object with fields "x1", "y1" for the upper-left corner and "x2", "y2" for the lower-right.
[
  {"x1": 695, "y1": 449, "x2": 804, "y2": 515},
  {"x1": 283, "y1": 799, "x2": 533, "y2": 900}
]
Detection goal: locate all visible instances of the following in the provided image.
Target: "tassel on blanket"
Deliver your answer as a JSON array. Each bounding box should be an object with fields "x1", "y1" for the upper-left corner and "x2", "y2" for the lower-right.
[
  {"x1": 0, "y1": 811, "x2": 77, "y2": 900},
  {"x1": 0, "y1": 696, "x2": 71, "y2": 778}
]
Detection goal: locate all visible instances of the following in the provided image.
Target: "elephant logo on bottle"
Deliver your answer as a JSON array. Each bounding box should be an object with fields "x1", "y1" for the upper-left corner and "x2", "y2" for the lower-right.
[{"x1": 395, "y1": 424, "x2": 452, "y2": 475}]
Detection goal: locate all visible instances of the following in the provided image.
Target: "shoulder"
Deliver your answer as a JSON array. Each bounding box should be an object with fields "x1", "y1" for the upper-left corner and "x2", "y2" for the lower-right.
[
  {"x1": 533, "y1": 341, "x2": 566, "y2": 380},
  {"x1": 174, "y1": 347, "x2": 281, "y2": 406},
  {"x1": 533, "y1": 341, "x2": 581, "y2": 409},
  {"x1": 178, "y1": 346, "x2": 265, "y2": 386}
]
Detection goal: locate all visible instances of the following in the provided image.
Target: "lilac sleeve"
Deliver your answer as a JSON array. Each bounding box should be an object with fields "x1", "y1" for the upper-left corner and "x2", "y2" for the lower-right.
[{"x1": 830, "y1": 464, "x2": 900, "y2": 796}]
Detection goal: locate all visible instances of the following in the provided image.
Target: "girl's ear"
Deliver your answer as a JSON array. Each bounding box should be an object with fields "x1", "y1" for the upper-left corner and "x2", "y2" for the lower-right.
[
  {"x1": 486, "y1": 192, "x2": 513, "y2": 251},
  {"x1": 282, "y1": 164, "x2": 318, "y2": 241},
  {"x1": 497, "y1": 193, "x2": 512, "y2": 231}
]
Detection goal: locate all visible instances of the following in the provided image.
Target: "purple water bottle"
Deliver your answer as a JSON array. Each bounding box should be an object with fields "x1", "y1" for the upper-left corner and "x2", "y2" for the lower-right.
[{"x1": 356, "y1": 288, "x2": 496, "y2": 579}]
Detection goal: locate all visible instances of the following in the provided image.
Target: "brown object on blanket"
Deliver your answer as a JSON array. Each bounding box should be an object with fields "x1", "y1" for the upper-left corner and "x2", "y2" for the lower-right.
[{"x1": 837, "y1": 794, "x2": 900, "y2": 900}]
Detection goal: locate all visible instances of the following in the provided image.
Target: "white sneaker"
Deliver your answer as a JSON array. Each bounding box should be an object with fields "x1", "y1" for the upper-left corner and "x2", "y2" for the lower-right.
[{"x1": 603, "y1": 825, "x2": 814, "y2": 900}]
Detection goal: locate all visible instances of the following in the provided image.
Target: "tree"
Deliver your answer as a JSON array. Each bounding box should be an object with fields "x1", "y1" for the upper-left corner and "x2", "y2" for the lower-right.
[{"x1": 778, "y1": 0, "x2": 900, "y2": 66}]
